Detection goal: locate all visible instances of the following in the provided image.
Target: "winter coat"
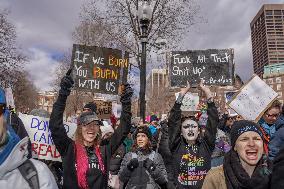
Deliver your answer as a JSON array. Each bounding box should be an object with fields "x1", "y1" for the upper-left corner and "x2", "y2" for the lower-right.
[
  {"x1": 118, "y1": 150, "x2": 168, "y2": 189},
  {"x1": 0, "y1": 137, "x2": 58, "y2": 189},
  {"x1": 49, "y1": 94, "x2": 132, "y2": 189},
  {"x1": 201, "y1": 165, "x2": 226, "y2": 189},
  {"x1": 268, "y1": 115, "x2": 284, "y2": 160},
  {"x1": 109, "y1": 143, "x2": 126, "y2": 175},
  {"x1": 168, "y1": 101, "x2": 219, "y2": 189}
]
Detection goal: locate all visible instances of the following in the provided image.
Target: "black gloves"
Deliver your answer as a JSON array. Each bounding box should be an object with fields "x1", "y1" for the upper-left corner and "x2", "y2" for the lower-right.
[
  {"x1": 127, "y1": 158, "x2": 139, "y2": 171},
  {"x1": 59, "y1": 69, "x2": 74, "y2": 96},
  {"x1": 120, "y1": 83, "x2": 133, "y2": 104},
  {"x1": 143, "y1": 158, "x2": 156, "y2": 172}
]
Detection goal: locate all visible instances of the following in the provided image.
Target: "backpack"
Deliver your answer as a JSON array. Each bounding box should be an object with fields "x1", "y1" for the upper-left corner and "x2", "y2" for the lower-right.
[{"x1": 18, "y1": 159, "x2": 40, "y2": 189}]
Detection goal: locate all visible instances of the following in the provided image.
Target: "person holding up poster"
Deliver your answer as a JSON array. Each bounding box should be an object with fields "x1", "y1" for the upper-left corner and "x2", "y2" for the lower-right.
[
  {"x1": 167, "y1": 80, "x2": 219, "y2": 189},
  {"x1": 49, "y1": 69, "x2": 133, "y2": 189}
]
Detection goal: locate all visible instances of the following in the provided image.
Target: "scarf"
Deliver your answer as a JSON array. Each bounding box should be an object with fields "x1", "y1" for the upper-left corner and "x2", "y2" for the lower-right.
[
  {"x1": 223, "y1": 150, "x2": 271, "y2": 189},
  {"x1": 0, "y1": 126, "x2": 20, "y2": 165},
  {"x1": 75, "y1": 142, "x2": 105, "y2": 189},
  {"x1": 258, "y1": 118, "x2": 276, "y2": 138}
]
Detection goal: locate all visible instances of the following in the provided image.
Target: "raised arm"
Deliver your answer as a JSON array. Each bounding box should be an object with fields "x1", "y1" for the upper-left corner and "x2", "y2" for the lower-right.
[
  {"x1": 199, "y1": 80, "x2": 219, "y2": 151},
  {"x1": 108, "y1": 84, "x2": 133, "y2": 155},
  {"x1": 168, "y1": 82, "x2": 190, "y2": 151},
  {"x1": 49, "y1": 70, "x2": 74, "y2": 156}
]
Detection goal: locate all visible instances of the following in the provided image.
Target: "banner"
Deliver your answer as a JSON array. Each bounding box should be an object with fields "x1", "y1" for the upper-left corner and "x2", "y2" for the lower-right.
[
  {"x1": 94, "y1": 100, "x2": 112, "y2": 119},
  {"x1": 5, "y1": 87, "x2": 15, "y2": 108},
  {"x1": 170, "y1": 49, "x2": 234, "y2": 86},
  {"x1": 72, "y1": 44, "x2": 129, "y2": 95},
  {"x1": 19, "y1": 113, "x2": 77, "y2": 162},
  {"x1": 228, "y1": 75, "x2": 278, "y2": 121},
  {"x1": 175, "y1": 92, "x2": 199, "y2": 111}
]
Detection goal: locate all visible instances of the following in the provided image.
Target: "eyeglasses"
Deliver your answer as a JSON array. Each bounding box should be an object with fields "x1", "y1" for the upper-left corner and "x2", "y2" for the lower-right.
[{"x1": 265, "y1": 113, "x2": 280, "y2": 118}]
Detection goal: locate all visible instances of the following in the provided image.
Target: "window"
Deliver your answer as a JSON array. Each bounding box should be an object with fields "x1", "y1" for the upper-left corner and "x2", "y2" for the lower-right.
[
  {"x1": 276, "y1": 77, "x2": 282, "y2": 83},
  {"x1": 268, "y1": 78, "x2": 274, "y2": 84},
  {"x1": 277, "y1": 84, "x2": 281, "y2": 91}
]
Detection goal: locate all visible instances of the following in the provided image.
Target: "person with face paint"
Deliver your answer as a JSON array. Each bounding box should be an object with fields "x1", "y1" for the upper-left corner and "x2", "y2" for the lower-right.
[
  {"x1": 167, "y1": 80, "x2": 219, "y2": 189},
  {"x1": 202, "y1": 120, "x2": 271, "y2": 189},
  {"x1": 49, "y1": 70, "x2": 133, "y2": 189},
  {"x1": 118, "y1": 126, "x2": 168, "y2": 189}
]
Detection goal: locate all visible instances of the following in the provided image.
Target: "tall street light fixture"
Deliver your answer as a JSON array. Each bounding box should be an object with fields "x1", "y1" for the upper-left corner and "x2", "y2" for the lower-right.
[{"x1": 138, "y1": 0, "x2": 152, "y2": 122}]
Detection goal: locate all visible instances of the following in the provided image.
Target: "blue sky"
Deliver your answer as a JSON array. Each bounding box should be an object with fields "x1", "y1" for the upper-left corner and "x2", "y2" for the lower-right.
[{"x1": 1, "y1": 0, "x2": 283, "y2": 91}]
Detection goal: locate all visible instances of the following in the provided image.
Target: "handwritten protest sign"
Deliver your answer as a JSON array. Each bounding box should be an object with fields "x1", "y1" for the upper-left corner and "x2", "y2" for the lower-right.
[
  {"x1": 228, "y1": 75, "x2": 278, "y2": 121},
  {"x1": 5, "y1": 87, "x2": 15, "y2": 108},
  {"x1": 94, "y1": 100, "x2": 112, "y2": 119},
  {"x1": 224, "y1": 91, "x2": 238, "y2": 116},
  {"x1": 19, "y1": 113, "x2": 77, "y2": 162},
  {"x1": 170, "y1": 49, "x2": 234, "y2": 86},
  {"x1": 72, "y1": 44, "x2": 129, "y2": 95},
  {"x1": 175, "y1": 92, "x2": 199, "y2": 111}
]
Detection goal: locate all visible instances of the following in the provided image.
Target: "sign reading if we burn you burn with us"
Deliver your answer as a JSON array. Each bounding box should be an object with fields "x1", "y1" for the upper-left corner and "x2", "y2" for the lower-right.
[
  {"x1": 72, "y1": 44, "x2": 129, "y2": 95},
  {"x1": 169, "y1": 49, "x2": 234, "y2": 87}
]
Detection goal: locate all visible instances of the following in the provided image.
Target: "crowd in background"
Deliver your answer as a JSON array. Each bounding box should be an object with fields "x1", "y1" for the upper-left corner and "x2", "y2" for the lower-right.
[{"x1": 2, "y1": 73, "x2": 284, "y2": 189}]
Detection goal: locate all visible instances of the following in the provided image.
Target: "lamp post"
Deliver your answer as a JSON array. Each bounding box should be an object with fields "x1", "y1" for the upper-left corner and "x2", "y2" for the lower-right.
[{"x1": 138, "y1": 0, "x2": 152, "y2": 123}]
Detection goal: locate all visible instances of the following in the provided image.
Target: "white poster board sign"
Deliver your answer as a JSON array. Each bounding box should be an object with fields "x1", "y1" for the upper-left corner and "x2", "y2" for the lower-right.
[
  {"x1": 228, "y1": 75, "x2": 278, "y2": 121},
  {"x1": 19, "y1": 113, "x2": 77, "y2": 162},
  {"x1": 175, "y1": 92, "x2": 199, "y2": 111},
  {"x1": 5, "y1": 87, "x2": 15, "y2": 108}
]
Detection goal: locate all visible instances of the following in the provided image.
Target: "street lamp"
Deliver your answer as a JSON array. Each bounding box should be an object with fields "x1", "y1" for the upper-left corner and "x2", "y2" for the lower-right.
[{"x1": 138, "y1": 0, "x2": 152, "y2": 123}]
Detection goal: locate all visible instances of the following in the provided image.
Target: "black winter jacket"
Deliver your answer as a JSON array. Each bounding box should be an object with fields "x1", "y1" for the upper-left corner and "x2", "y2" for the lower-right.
[
  {"x1": 49, "y1": 94, "x2": 132, "y2": 189},
  {"x1": 168, "y1": 101, "x2": 219, "y2": 189}
]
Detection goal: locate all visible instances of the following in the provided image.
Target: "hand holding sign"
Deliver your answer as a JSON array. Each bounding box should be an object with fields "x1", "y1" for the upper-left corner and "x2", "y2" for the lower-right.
[
  {"x1": 180, "y1": 81, "x2": 191, "y2": 96},
  {"x1": 199, "y1": 79, "x2": 213, "y2": 100},
  {"x1": 59, "y1": 68, "x2": 74, "y2": 96}
]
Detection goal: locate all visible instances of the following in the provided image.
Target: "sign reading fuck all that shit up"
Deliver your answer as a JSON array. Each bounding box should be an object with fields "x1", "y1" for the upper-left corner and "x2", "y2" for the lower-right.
[
  {"x1": 71, "y1": 44, "x2": 129, "y2": 95},
  {"x1": 169, "y1": 49, "x2": 234, "y2": 87}
]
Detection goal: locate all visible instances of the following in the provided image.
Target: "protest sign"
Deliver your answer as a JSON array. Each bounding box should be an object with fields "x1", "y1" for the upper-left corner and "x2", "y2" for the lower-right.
[
  {"x1": 5, "y1": 87, "x2": 15, "y2": 108},
  {"x1": 228, "y1": 75, "x2": 278, "y2": 121},
  {"x1": 72, "y1": 44, "x2": 129, "y2": 95},
  {"x1": 94, "y1": 100, "x2": 112, "y2": 119},
  {"x1": 175, "y1": 92, "x2": 199, "y2": 111},
  {"x1": 19, "y1": 113, "x2": 77, "y2": 162},
  {"x1": 224, "y1": 91, "x2": 238, "y2": 116},
  {"x1": 170, "y1": 49, "x2": 234, "y2": 86}
]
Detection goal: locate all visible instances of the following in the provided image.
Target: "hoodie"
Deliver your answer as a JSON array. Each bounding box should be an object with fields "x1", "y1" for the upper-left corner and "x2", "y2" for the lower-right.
[{"x1": 0, "y1": 137, "x2": 58, "y2": 189}]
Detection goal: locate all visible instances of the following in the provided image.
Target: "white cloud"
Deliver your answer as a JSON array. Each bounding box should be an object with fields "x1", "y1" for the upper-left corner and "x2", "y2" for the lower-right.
[{"x1": 24, "y1": 48, "x2": 59, "y2": 92}]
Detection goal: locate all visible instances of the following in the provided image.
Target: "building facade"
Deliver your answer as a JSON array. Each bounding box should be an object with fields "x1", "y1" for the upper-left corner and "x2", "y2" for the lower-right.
[
  {"x1": 37, "y1": 91, "x2": 57, "y2": 114},
  {"x1": 263, "y1": 63, "x2": 284, "y2": 104},
  {"x1": 251, "y1": 4, "x2": 284, "y2": 76}
]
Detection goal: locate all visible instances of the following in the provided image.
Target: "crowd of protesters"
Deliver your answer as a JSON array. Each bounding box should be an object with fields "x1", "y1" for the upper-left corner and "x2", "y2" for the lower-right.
[{"x1": 2, "y1": 71, "x2": 284, "y2": 189}]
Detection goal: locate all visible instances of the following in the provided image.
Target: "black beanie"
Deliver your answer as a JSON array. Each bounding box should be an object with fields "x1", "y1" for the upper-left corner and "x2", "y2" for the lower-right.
[
  {"x1": 134, "y1": 126, "x2": 152, "y2": 140},
  {"x1": 230, "y1": 120, "x2": 263, "y2": 148}
]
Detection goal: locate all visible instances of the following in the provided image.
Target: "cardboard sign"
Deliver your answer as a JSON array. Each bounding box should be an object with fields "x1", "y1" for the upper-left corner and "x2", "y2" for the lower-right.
[
  {"x1": 5, "y1": 87, "x2": 15, "y2": 108},
  {"x1": 175, "y1": 92, "x2": 199, "y2": 111},
  {"x1": 94, "y1": 100, "x2": 112, "y2": 119},
  {"x1": 228, "y1": 75, "x2": 278, "y2": 121},
  {"x1": 224, "y1": 91, "x2": 238, "y2": 116},
  {"x1": 72, "y1": 44, "x2": 129, "y2": 95},
  {"x1": 170, "y1": 49, "x2": 234, "y2": 86},
  {"x1": 19, "y1": 113, "x2": 77, "y2": 162}
]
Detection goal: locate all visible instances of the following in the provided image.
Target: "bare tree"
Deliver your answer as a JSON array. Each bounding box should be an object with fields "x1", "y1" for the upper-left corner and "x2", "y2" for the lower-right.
[
  {"x1": 0, "y1": 10, "x2": 26, "y2": 87},
  {"x1": 13, "y1": 71, "x2": 38, "y2": 113}
]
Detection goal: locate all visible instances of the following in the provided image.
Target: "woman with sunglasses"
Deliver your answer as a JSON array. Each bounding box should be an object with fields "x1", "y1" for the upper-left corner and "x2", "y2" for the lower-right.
[{"x1": 49, "y1": 70, "x2": 133, "y2": 189}]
